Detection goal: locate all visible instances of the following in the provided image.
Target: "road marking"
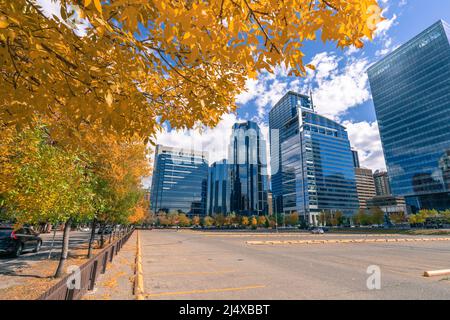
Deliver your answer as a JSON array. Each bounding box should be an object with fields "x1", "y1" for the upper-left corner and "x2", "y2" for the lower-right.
[
  {"x1": 151, "y1": 270, "x2": 236, "y2": 277},
  {"x1": 143, "y1": 285, "x2": 266, "y2": 298},
  {"x1": 134, "y1": 230, "x2": 145, "y2": 300}
]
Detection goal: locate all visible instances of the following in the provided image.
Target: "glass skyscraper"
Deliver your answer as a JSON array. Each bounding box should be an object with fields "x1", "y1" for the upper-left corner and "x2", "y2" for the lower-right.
[
  {"x1": 207, "y1": 159, "x2": 230, "y2": 215},
  {"x1": 150, "y1": 145, "x2": 209, "y2": 216},
  {"x1": 269, "y1": 92, "x2": 359, "y2": 224},
  {"x1": 228, "y1": 121, "x2": 268, "y2": 215},
  {"x1": 368, "y1": 20, "x2": 450, "y2": 212}
]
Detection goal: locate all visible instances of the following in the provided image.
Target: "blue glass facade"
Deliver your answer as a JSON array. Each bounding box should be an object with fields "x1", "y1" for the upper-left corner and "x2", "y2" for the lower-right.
[
  {"x1": 269, "y1": 92, "x2": 313, "y2": 214},
  {"x1": 228, "y1": 121, "x2": 268, "y2": 215},
  {"x1": 368, "y1": 20, "x2": 450, "y2": 212},
  {"x1": 269, "y1": 92, "x2": 359, "y2": 224},
  {"x1": 207, "y1": 159, "x2": 230, "y2": 215},
  {"x1": 150, "y1": 145, "x2": 209, "y2": 216}
]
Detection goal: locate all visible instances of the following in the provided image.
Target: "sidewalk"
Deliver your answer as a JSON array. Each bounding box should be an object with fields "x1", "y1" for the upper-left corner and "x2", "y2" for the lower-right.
[{"x1": 83, "y1": 232, "x2": 137, "y2": 300}]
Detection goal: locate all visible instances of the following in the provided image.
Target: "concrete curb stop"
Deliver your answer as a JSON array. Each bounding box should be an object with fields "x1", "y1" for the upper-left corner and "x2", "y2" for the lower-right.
[
  {"x1": 134, "y1": 230, "x2": 145, "y2": 300},
  {"x1": 423, "y1": 269, "x2": 450, "y2": 277}
]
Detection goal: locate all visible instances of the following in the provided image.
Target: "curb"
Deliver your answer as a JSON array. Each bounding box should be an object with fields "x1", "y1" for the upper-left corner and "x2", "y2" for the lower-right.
[
  {"x1": 423, "y1": 269, "x2": 450, "y2": 277},
  {"x1": 134, "y1": 230, "x2": 145, "y2": 300},
  {"x1": 246, "y1": 237, "x2": 450, "y2": 246}
]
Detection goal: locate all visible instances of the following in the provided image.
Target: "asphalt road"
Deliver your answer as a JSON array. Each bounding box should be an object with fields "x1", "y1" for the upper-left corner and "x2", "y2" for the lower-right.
[
  {"x1": 140, "y1": 229, "x2": 450, "y2": 300},
  {"x1": 0, "y1": 230, "x2": 95, "y2": 280}
]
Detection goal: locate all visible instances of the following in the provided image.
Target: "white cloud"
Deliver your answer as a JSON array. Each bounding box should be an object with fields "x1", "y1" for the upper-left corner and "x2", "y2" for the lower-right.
[
  {"x1": 35, "y1": 0, "x2": 90, "y2": 36},
  {"x1": 154, "y1": 113, "x2": 239, "y2": 165},
  {"x1": 302, "y1": 53, "x2": 371, "y2": 120},
  {"x1": 343, "y1": 121, "x2": 386, "y2": 171},
  {"x1": 374, "y1": 12, "x2": 398, "y2": 57}
]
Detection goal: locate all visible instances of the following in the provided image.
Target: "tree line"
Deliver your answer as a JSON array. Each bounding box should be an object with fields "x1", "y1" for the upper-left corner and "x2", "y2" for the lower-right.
[
  {"x1": 0, "y1": 125, "x2": 150, "y2": 278},
  {"x1": 144, "y1": 211, "x2": 303, "y2": 229}
]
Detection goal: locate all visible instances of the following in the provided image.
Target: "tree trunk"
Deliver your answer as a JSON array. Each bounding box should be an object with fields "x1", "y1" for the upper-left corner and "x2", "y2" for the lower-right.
[
  {"x1": 87, "y1": 218, "x2": 97, "y2": 258},
  {"x1": 100, "y1": 222, "x2": 106, "y2": 248},
  {"x1": 54, "y1": 218, "x2": 71, "y2": 278},
  {"x1": 109, "y1": 224, "x2": 114, "y2": 243}
]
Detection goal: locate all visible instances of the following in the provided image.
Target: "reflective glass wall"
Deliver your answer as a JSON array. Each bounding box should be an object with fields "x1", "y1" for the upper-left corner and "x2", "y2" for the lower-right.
[
  {"x1": 150, "y1": 145, "x2": 209, "y2": 216},
  {"x1": 207, "y1": 159, "x2": 230, "y2": 215},
  {"x1": 368, "y1": 20, "x2": 450, "y2": 212},
  {"x1": 270, "y1": 92, "x2": 359, "y2": 224},
  {"x1": 228, "y1": 121, "x2": 268, "y2": 215}
]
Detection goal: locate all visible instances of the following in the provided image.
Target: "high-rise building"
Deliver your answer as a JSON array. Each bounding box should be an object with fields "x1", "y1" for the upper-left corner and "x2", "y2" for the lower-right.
[
  {"x1": 352, "y1": 149, "x2": 360, "y2": 168},
  {"x1": 373, "y1": 170, "x2": 392, "y2": 196},
  {"x1": 228, "y1": 121, "x2": 268, "y2": 215},
  {"x1": 368, "y1": 20, "x2": 450, "y2": 212},
  {"x1": 150, "y1": 145, "x2": 208, "y2": 216},
  {"x1": 269, "y1": 92, "x2": 359, "y2": 225},
  {"x1": 207, "y1": 159, "x2": 230, "y2": 215},
  {"x1": 355, "y1": 167, "x2": 377, "y2": 209}
]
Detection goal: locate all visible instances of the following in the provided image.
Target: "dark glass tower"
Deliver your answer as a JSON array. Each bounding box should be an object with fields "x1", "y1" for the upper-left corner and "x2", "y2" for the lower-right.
[
  {"x1": 150, "y1": 145, "x2": 208, "y2": 216},
  {"x1": 368, "y1": 20, "x2": 450, "y2": 212},
  {"x1": 207, "y1": 159, "x2": 230, "y2": 215},
  {"x1": 269, "y1": 92, "x2": 359, "y2": 224},
  {"x1": 228, "y1": 121, "x2": 268, "y2": 215}
]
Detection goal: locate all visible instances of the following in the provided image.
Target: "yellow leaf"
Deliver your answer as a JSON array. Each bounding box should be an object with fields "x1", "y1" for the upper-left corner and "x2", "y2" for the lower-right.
[
  {"x1": 0, "y1": 16, "x2": 9, "y2": 29},
  {"x1": 105, "y1": 91, "x2": 113, "y2": 107},
  {"x1": 84, "y1": 0, "x2": 92, "y2": 7},
  {"x1": 355, "y1": 39, "x2": 364, "y2": 49},
  {"x1": 93, "y1": 0, "x2": 102, "y2": 14},
  {"x1": 306, "y1": 64, "x2": 316, "y2": 71}
]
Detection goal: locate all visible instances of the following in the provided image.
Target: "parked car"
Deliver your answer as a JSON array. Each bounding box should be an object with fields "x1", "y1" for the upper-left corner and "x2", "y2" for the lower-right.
[
  {"x1": 0, "y1": 226, "x2": 43, "y2": 257},
  {"x1": 97, "y1": 226, "x2": 113, "y2": 234},
  {"x1": 311, "y1": 228, "x2": 325, "y2": 234}
]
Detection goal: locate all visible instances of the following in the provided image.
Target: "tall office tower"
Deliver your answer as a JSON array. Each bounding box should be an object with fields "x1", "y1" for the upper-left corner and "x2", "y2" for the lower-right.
[
  {"x1": 368, "y1": 20, "x2": 450, "y2": 212},
  {"x1": 352, "y1": 149, "x2": 361, "y2": 168},
  {"x1": 355, "y1": 167, "x2": 377, "y2": 209},
  {"x1": 373, "y1": 170, "x2": 392, "y2": 196},
  {"x1": 228, "y1": 121, "x2": 268, "y2": 216},
  {"x1": 150, "y1": 145, "x2": 209, "y2": 216},
  {"x1": 269, "y1": 91, "x2": 359, "y2": 225},
  {"x1": 207, "y1": 159, "x2": 230, "y2": 215}
]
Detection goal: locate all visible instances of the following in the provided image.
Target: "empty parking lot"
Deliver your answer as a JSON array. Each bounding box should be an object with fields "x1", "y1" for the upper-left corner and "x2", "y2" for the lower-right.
[{"x1": 139, "y1": 229, "x2": 450, "y2": 300}]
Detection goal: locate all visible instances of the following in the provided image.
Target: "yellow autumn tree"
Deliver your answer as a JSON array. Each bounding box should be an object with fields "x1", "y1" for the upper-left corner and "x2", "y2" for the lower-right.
[
  {"x1": 128, "y1": 205, "x2": 146, "y2": 225},
  {"x1": 1, "y1": 125, "x2": 94, "y2": 277},
  {"x1": 1, "y1": 0, "x2": 384, "y2": 145}
]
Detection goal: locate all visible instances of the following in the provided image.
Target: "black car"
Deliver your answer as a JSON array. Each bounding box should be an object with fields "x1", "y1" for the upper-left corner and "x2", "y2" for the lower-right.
[
  {"x1": 97, "y1": 226, "x2": 113, "y2": 235},
  {"x1": 0, "y1": 226, "x2": 43, "y2": 257}
]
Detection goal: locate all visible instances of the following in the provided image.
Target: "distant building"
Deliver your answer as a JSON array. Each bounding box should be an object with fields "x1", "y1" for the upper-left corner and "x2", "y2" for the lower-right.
[
  {"x1": 228, "y1": 121, "x2": 268, "y2": 216},
  {"x1": 367, "y1": 196, "x2": 409, "y2": 215},
  {"x1": 373, "y1": 170, "x2": 392, "y2": 196},
  {"x1": 355, "y1": 168, "x2": 377, "y2": 209},
  {"x1": 368, "y1": 20, "x2": 450, "y2": 212},
  {"x1": 144, "y1": 189, "x2": 151, "y2": 213},
  {"x1": 352, "y1": 150, "x2": 360, "y2": 168},
  {"x1": 269, "y1": 92, "x2": 359, "y2": 225},
  {"x1": 150, "y1": 145, "x2": 208, "y2": 216},
  {"x1": 207, "y1": 159, "x2": 230, "y2": 215},
  {"x1": 267, "y1": 191, "x2": 273, "y2": 216}
]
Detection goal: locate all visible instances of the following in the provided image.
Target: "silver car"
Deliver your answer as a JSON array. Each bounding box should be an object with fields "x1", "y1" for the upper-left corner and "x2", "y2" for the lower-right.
[{"x1": 311, "y1": 228, "x2": 325, "y2": 234}]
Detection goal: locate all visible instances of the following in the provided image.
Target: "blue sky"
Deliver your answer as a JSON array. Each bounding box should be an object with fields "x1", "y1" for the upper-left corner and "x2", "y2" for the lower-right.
[{"x1": 157, "y1": 0, "x2": 450, "y2": 174}]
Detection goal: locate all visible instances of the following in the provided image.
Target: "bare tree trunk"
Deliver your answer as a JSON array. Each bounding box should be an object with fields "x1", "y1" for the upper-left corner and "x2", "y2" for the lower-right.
[
  {"x1": 87, "y1": 218, "x2": 97, "y2": 258},
  {"x1": 100, "y1": 222, "x2": 106, "y2": 248},
  {"x1": 108, "y1": 224, "x2": 114, "y2": 243},
  {"x1": 54, "y1": 218, "x2": 71, "y2": 278}
]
